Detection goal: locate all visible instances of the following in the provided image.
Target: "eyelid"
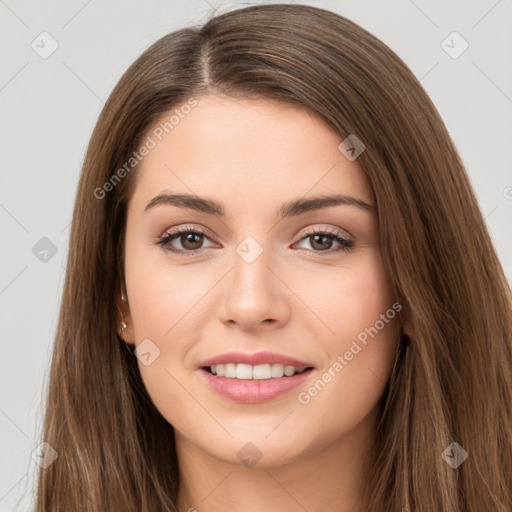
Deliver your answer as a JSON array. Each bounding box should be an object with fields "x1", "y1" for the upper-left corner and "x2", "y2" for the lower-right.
[
  {"x1": 159, "y1": 223, "x2": 216, "y2": 241},
  {"x1": 298, "y1": 224, "x2": 353, "y2": 241}
]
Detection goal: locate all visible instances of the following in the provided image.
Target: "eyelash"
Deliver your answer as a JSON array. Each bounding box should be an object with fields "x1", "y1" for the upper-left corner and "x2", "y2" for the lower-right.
[{"x1": 155, "y1": 225, "x2": 354, "y2": 257}]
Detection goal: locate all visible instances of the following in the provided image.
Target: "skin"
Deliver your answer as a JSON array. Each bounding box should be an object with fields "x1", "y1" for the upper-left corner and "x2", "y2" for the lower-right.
[{"x1": 118, "y1": 95, "x2": 405, "y2": 512}]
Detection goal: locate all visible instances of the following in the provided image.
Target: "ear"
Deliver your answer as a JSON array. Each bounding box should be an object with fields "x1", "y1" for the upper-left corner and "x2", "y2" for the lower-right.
[{"x1": 116, "y1": 286, "x2": 135, "y2": 346}]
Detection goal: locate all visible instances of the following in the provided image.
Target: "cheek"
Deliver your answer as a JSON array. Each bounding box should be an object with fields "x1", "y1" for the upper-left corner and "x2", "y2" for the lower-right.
[
  {"x1": 123, "y1": 240, "x2": 218, "y2": 404},
  {"x1": 298, "y1": 249, "x2": 396, "y2": 343},
  {"x1": 124, "y1": 252, "x2": 204, "y2": 427},
  {"x1": 124, "y1": 231, "x2": 201, "y2": 340},
  {"x1": 294, "y1": 250, "x2": 399, "y2": 412}
]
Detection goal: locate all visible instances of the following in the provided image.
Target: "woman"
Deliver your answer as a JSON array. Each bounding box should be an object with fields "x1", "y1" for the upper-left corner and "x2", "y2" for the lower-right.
[{"x1": 35, "y1": 4, "x2": 512, "y2": 511}]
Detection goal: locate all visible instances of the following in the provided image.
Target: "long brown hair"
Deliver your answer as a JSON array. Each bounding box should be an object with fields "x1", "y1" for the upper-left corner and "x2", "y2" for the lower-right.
[{"x1": 35, "y1": 4, "x2": 512, "y2": 511}]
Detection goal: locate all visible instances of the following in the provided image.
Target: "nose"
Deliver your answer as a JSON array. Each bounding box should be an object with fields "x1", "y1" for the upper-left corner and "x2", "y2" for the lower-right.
[{"x1": 220, "y1": 246, "x2": 291, "y2": 332}]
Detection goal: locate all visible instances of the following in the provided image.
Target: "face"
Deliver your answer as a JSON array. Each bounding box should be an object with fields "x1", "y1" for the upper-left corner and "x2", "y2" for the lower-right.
[{"x1": 119, "y1": 94, "x2": 401, "y2": 467}]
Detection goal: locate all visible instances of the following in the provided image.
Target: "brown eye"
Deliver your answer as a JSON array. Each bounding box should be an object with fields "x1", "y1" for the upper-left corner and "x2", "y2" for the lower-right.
[
  {"x1": 156, "y1": 228, "x2": 216, "y2": 255},
  {"x1": 295, "y1": 229, "x2": 354, "y2": 254},
  {"x1": 309, "y1": 233, "x2": 334, "y2": 251},
  {"x1": 179, "y1": 232, "x2": 204, "y2": 250}
]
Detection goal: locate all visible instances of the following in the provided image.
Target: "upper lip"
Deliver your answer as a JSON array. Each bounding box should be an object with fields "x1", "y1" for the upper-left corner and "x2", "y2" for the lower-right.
[{"x1": 199, "y1": 351, "x2": 314, "y2": 368}]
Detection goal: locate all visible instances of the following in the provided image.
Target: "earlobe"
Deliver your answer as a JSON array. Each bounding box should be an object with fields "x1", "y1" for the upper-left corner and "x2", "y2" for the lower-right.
[
  {"x1": 116, "y1": 288, "x2": 135, "y2": 345},
  {"x1": 119, "y1": 319, "x2": 128, "y2": 338},
  {"x1": 117, "y1": 316, "x2": 135, "y2": 346}
]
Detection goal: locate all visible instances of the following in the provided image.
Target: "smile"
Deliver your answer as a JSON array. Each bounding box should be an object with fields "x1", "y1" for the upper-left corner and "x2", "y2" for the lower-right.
[{"x1": 199, "y1": 364, "x2": 315, "y2": 404}]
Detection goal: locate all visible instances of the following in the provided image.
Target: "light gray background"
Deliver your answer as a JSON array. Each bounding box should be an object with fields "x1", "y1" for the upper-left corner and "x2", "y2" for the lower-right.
[{"x1": 1, "y1": 0, "x2": 511, "y2": 510}]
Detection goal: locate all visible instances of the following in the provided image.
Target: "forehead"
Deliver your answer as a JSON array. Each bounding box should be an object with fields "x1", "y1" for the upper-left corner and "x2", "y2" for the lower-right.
[{"x1": 130, "y1": 95, "x2": 374, "y2": 213}]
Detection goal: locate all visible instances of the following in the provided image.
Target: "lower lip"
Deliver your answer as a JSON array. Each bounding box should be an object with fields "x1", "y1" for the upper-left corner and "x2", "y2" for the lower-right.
[{"x1": 199, "y1": 368, "x2": 314, "y2": 404}]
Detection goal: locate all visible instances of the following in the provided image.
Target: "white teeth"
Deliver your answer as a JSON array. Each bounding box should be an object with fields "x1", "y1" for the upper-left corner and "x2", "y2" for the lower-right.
[
  {"x1": 236, "y1": 363, "x2": 252, "y2": 379},
  {"x1": 284, "y1": 365, "x2": 295, "y2": 376},
  {"x1": 224, "y1": 363, "x2": 236, "y2": 378},
  {"x1": 271, "y1": 363, "x2": 284, "y2": 378},
  {"x1": 208, "y1": 363, "x2": 309, "y2": 380},
  {"x1": 253, "y1": 364, "x2": 271, "y2": 380}
]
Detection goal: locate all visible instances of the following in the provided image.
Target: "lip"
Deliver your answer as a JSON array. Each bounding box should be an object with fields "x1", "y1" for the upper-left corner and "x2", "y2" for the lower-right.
[
  {"x1": 198, "y1": 367, "x2": 315, "y2": 404},
  {"x1": 198, "y1": 350, "x2": 313, "y2": 368}
]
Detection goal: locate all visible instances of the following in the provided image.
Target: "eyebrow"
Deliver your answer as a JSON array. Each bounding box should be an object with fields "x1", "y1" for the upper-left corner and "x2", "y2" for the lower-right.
[{"x1": 144, "y1": 192, "x2": 376, "y2": 217}]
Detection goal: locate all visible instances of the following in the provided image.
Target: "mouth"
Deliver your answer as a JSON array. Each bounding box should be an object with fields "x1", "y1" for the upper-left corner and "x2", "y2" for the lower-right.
[{"x1": 198, "y1": 363, "x2": 315, "y2": 404}]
